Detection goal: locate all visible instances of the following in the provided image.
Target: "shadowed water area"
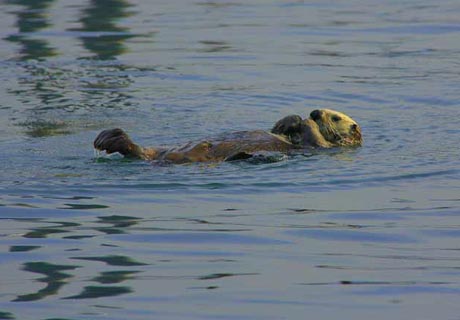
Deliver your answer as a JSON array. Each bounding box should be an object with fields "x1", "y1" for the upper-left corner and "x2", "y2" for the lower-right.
[{"x1": 1, "y1": 0, "x2": 460, "y2": 319}]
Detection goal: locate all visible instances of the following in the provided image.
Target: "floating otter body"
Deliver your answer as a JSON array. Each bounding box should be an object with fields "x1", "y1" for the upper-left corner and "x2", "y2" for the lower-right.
[{"x1": 94, "y1": 109, "x2": 362, "y2": 164}]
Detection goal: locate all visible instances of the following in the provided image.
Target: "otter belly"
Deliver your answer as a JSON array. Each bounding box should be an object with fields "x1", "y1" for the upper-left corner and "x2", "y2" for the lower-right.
[{"x1": 158, "y1": 130, "x2": 293, "y2": 163}]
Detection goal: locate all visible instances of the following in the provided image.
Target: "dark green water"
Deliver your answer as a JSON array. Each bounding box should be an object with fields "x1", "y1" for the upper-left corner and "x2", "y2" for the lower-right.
[{"x1": 1, "y1": 1, "x2": 460, "y2": 319}]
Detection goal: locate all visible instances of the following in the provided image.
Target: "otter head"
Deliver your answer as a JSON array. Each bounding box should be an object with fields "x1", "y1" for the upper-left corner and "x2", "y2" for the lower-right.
[{"x1": 309, "y1": 109, "x2": 362, "y2": 147}]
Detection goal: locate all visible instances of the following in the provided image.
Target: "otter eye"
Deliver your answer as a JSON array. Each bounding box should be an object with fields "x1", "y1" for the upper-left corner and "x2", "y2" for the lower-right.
[{"x1": 331, "y1": 115, "x2": 342, "y2": 122}]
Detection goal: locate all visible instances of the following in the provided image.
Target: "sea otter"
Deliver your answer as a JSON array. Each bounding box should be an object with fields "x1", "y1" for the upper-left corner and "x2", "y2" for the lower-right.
[{"x1": 94, "y1": 109, "x2": 362, "y2": 163}]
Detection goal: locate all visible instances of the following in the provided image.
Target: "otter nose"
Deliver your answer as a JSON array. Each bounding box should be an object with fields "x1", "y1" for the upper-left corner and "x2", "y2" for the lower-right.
[{"x1": 310, "y1": 109, "x2": 322, "y2": 121}]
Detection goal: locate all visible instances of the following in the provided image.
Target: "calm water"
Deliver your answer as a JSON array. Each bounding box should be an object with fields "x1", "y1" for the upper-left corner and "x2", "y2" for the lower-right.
[{"x1": 1, "y1": 0, "x2": 460, "y2": 319}]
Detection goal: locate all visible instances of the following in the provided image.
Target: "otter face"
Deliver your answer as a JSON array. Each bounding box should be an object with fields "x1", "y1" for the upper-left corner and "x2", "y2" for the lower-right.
[{"x1": 309, "y1": 109, "x2": 362, "y2": 146}]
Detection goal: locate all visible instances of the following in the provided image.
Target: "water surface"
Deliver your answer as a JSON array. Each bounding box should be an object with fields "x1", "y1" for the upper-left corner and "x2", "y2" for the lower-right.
[{"x1": 1, "y1": 1, "x2": 460, "y2": 319}]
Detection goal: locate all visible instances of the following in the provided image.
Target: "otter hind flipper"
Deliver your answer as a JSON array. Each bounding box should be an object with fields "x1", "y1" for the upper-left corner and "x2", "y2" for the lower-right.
[{"x1": 94, "y1": 128, "x2": 143, "y2": 158}]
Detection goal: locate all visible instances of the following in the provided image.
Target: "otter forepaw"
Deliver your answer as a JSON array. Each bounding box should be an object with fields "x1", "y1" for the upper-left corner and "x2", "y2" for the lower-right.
[{"x1": 271, "y1": 114, "x2": 304, "y2": 144}]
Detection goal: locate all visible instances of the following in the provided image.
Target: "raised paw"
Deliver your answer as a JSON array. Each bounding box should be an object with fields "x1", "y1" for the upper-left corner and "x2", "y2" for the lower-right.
[{"x1": 271, "y1": 114, "x2": 304, "y2": 144}]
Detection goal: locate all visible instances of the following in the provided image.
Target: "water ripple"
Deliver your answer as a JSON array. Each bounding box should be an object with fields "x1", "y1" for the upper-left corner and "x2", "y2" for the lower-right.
[
  {"x1": 287, "y1": 229, "x2": 416, "y2": 244},
  {"x1": 1, "y1": 1, "x2": 460, "y2": 319},
  {"x1": 111, "y1": 232, "x2": 290, "y2": 245}
]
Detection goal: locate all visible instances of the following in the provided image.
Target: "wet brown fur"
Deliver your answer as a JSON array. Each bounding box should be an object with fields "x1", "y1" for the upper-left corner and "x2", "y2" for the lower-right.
[{"x1": 94, "y1": 109, "x2": 362, "y2": 164}]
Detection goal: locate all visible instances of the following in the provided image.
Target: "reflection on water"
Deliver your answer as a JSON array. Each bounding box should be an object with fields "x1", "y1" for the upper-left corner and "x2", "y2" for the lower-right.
[
  {"x1": 22, "y1": 220, "x2": 78, "y2": 238},
  {"x1": 6, "y1": 217, "x2": 146, "y2": 305},
  {"x1": 5, "y1": 0, "x2": 136, "y2": 61},
  {"x1": 95, "y1": 215, "x2": 142, "y2": 234},
  {"x1": 71, "y1": 255, "x2": 148, "y2": 266},
  {"x1": 92, "y1": 270, "x2": 140, "y2": 284},
  {"x1": 4, "y1": 0, "x2": 68, "y2": 136},
  {"x1": 9, "y1": 245, "x2": 41, "y2": 252},
  {"x1": 0, "y1": 311, "x2": 14, "y2": 320},
  {"x1": 199, "y1": 40, "x2": 233, "y2": 53},
  {"x1": 5, "y1": 0, "x2": 138, "y2": 137},
  {"x1": 5, "y1": 0, "x2": 57, "y2": 60},
  {"x1": 73, "y1": 0, "x2": 135, "y2": 60},
  {"x1": 13, "y1": 261, "x2": 136, "y2": 301},
  {"x1": 1, "y1": 0, "x2": 460, "y2": 319},
  {"x1": 13, "y1": 261, "x2": 78, "y2": 302},
  {"x1": 64, "y1": 285, "x2": 133, "y2": 300},
  {"x1": 19, "y1": 120, "x2": 71, "y2": 137}
]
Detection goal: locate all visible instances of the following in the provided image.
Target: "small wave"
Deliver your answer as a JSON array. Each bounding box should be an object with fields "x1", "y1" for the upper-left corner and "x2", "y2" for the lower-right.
[
  {"x1": 111, "y1": 232, "x2": 291, "y2": 245},
  {"x1": 286, "y1": 229, "x2": 416, "y2": 244}
]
